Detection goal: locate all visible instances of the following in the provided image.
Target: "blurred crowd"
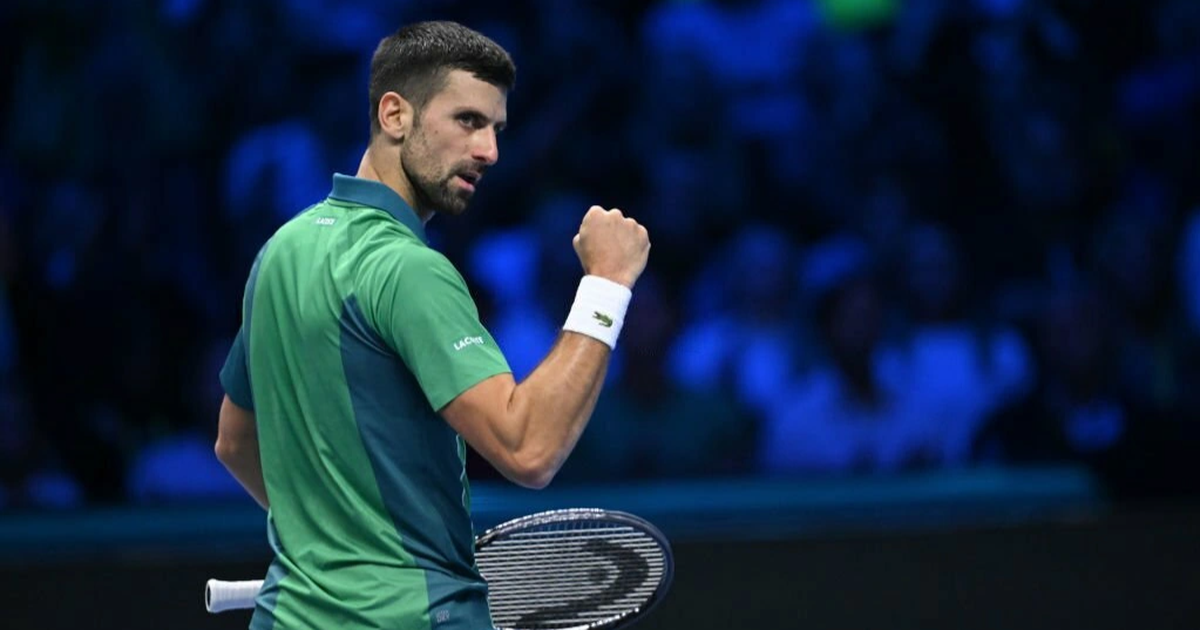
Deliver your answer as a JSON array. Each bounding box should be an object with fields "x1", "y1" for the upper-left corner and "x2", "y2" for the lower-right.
[{"x1": 1, "y1": 0, "x2": 1199, "y2": 510}]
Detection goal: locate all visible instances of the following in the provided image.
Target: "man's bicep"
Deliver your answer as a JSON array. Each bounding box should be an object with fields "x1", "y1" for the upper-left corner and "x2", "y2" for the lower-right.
[
  {"x1": 440, "y1": 372, "x2": 517, "y2": 447},
  {"x1": 218, "y1": 395, "x2": 256, "y2": 440},
  {"x1": 442, "y1": 372, "x2": 539, "y2": 486}
]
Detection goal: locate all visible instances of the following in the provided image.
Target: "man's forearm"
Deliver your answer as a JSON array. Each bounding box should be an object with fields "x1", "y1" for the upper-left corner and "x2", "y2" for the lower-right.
[
  {"x1": 516, "y1": 332, "x2": 608, "y2": 437},
  {"x1": 489, "y1": 331, "x2": 609, "y2": 485}
]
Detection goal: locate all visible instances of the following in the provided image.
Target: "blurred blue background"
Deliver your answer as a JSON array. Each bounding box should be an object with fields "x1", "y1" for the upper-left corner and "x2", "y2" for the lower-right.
[{"x1": 1, "y1": 1, "x2": 1199, "y2": 628}]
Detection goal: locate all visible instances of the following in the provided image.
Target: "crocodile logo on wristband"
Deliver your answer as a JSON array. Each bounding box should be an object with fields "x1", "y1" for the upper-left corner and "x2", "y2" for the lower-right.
[{"x1": 592, "y1": 312, "x2": 614, "y2": 328}]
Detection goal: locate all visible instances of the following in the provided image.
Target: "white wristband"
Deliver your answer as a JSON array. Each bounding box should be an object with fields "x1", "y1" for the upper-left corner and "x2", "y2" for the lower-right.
[{"x1": 562, "y1": 275, "x2": 632, "y2": 350}]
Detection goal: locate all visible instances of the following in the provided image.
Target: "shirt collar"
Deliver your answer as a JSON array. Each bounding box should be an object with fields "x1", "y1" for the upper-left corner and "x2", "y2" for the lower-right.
[{"x1": 328, "y1": 173, "x2": 427, "y2": 243}]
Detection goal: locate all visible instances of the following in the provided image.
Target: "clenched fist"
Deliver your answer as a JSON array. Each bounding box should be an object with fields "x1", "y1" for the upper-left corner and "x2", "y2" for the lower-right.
[{"x1": 572, "y1": 206, "x2": 651, "y2": 289}]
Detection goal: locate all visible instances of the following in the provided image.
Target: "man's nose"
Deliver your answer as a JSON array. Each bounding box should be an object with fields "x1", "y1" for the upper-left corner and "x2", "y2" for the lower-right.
[{"x1": 472, "y1": 128, "x2": 499, "y2": 165}]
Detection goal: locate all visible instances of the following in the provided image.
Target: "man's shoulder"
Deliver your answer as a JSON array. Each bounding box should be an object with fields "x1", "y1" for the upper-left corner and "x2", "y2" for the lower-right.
[
  {"x1": 365, "y1": 234, "x2": 450, "y2": 267},
  {"x1": 266, "y1": 202, "x2": 333, "y2": 244},
  {"x1": 358, "y1": 236, "x2": 464, "y2": 294}
]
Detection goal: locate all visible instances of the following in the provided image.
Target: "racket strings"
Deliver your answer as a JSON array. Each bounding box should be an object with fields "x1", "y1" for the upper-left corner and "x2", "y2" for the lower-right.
[{"x1": 478, "y1": 520, "x2": 668, "y2": 629}]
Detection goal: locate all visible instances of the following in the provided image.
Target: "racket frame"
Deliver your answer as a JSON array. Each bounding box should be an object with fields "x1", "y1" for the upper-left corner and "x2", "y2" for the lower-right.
[{"x1": 473, "y1": 508, "x2": 675, "y2": 630}]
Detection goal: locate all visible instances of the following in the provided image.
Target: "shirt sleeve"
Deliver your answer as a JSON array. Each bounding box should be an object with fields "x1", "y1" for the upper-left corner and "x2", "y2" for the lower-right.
[
  {"x1": 220, "y1": 326, "x2": 255, "y2": 411},
  {"x1": 220, "y1": 243, "x2": 269, "y2": 412},
  {"x1": 361, "y1": 246, "x2": 511, "y2": 411}
]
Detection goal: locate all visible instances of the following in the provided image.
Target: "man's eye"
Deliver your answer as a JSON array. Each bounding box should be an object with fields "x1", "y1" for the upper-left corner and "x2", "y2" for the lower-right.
[{"x1": 457, "y1": 113, "x2": 481, "y2": 127}]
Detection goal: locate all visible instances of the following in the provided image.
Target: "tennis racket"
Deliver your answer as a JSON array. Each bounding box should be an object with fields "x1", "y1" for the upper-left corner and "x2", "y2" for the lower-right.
[{"x1": 206, "y1": 508, "x2": 674, "y2": 630}]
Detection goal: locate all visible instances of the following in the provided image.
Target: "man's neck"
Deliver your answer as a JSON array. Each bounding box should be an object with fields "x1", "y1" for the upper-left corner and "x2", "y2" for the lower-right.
[{"x1": 355, "y1": 147, "x2": 433, "y2": 224}]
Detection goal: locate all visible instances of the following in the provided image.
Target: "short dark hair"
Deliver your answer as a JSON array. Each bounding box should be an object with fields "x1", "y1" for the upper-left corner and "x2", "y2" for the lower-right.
[{"x1": 368, "y1": 21, "x2": 516, "y2": 135}]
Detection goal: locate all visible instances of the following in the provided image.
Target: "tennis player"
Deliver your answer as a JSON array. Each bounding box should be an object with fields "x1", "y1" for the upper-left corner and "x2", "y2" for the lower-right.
[{"x1": 214, "y1": 21, "x2": 650, "y2": 630}]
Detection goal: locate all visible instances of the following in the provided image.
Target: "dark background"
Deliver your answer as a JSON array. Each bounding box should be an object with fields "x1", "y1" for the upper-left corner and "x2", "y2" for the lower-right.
[{"x1": 1, "y1": 0, "x2": 1198, "y2": 628}]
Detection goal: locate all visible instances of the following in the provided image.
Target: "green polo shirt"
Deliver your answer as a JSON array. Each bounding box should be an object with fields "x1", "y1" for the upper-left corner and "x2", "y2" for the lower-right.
[{"x1": 220, "y1": 174, "x2": 511, "y2": 630}]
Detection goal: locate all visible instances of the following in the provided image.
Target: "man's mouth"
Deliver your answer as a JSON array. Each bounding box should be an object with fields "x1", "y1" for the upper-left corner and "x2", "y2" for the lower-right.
[{"x1": 456, "y1": 172, "x2": 482, "y2": 192}]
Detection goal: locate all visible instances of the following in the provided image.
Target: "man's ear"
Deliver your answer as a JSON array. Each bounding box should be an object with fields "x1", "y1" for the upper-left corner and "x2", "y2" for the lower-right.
[{"x1": 377, "y1": 92, "x2": 414, "y2": 142}]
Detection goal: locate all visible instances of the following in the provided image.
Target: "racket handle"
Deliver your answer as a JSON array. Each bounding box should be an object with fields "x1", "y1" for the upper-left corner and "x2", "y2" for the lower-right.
[{"x1": 205, "y1": 579, "x2": 263, "y2": 613}]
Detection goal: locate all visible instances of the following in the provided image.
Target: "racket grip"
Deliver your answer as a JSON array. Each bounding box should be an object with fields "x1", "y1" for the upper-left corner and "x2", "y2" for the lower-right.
[{"x1": 205, "y1": 579, "x2": 263, "y2": 613}]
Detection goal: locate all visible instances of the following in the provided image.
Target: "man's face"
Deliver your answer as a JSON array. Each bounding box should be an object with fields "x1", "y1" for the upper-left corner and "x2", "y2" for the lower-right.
[{"x1": 401, "y1": 69, "x2": 507, "y2": 216}]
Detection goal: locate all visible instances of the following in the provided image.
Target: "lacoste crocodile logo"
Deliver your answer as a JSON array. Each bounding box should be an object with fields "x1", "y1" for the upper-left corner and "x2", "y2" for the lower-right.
[{"x1": 593, "y1": 312, "x2": 613, "y2": 328}]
